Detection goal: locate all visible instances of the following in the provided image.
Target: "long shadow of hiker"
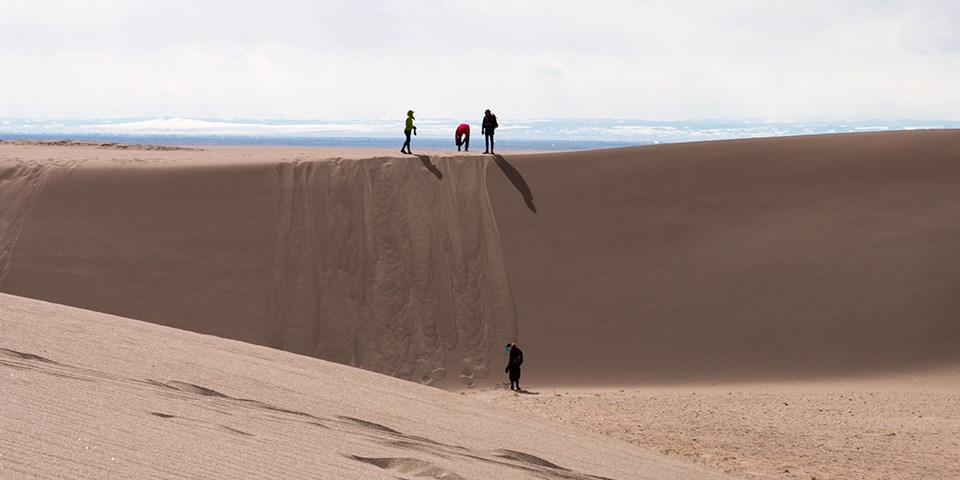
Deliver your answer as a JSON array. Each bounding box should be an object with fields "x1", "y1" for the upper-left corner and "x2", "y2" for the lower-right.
[
  {"x1": 492, "y1": 154, "x2": 536, "y2": 213},
  {"x1": 415, "y1": 154, "x2": 443, "y2": 180}
]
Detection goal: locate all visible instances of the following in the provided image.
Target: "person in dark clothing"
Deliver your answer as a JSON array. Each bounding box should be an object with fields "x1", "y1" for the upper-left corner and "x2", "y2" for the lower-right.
[
  {"x1": 482, "y1": 109, "x2": 498, "y2": 154},
  {"x1": 505, "y1": 343, "x2": 523, "y2": 391},
  {"x1": 401, "y1": 110, "x2": 417, "y2": 154}
]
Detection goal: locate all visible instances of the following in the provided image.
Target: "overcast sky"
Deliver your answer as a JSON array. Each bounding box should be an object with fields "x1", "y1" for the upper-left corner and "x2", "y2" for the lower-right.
[{"x1": 1, "y1": 0, "x2": 957, "y2": 121}]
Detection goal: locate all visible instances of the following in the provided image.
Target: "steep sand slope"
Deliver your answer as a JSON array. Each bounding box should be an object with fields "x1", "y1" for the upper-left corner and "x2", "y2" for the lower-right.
[
  {"x1": 486, "y1": 130, "x2": 960, "y2": 385},
  {"x1": 0, "y1": 144, "x2": 514, "y2": 388},
  {"x1": 0, "y1": 292, "x2": 734, "y2": 480}
]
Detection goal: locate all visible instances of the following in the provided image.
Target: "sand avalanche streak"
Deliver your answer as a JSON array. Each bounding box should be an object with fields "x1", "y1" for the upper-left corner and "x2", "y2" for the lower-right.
[{"x1": 269, "y1": 156, "x2": 517, "y2": 386}]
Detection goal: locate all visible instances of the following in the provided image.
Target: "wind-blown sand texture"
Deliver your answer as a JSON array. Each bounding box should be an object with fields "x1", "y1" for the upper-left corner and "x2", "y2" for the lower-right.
[
  {"x1": 3, "y1": 131, "x2": 960, "y2": 478},
  {"x1": 1, "y1": 292, "x2": 732, "y2": 479},
  {"x1": 472, "y1": 379, "x2": 960, "y2": 479}
]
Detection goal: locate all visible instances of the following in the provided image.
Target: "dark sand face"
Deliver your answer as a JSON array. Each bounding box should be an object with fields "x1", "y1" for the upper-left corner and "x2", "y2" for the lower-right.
[{"x1": 487, "y1": 130, "x2": 960, "y2": 385}]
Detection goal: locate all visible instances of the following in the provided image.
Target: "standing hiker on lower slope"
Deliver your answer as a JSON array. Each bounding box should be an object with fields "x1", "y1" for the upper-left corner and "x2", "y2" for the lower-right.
[{"x1": 505, "y1": 343, "x2": 523, "y2": 391}]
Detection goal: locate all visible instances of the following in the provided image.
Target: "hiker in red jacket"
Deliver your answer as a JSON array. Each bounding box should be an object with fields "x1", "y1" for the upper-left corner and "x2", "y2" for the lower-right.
[{"x1": 455, "y1": 123, "x2": 470, "y2": 152}]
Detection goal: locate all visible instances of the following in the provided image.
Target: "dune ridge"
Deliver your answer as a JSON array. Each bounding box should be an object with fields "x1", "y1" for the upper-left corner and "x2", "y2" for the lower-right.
[{"x1": 0, "y1": 145, "x2": 515, "y2": 387}]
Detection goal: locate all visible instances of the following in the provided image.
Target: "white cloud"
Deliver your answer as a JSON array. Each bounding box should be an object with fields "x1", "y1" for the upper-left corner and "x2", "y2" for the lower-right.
[{"x1": 0, "y1": 0, "x2": 957, "y2": 120}]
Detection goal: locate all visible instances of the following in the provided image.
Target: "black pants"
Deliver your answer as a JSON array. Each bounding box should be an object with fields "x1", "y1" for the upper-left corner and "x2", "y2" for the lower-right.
[
  {"x1": 485, "y1": 133, "x2": 494, "y2": 153},
  {"x1": 508, "y1": 367, "x2": 520, "y2": 390},
  {"x1": 457, "y1": 133, "x2": 469, "y2": 151},
  {"x1": 402, "y1": 130, "x2": 412, "y2": 153}
]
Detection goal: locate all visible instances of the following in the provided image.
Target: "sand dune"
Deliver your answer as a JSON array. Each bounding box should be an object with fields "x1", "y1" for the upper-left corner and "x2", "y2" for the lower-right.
[
  {"x1": 487, "y1": 130, "x2": 960, "y2": 385},
  {"x1": 0, "y1": 142, "x2": 514, "y2": 388},
  {"x1": 4, "y1": 133, "x2": 960, "y2": 479},
  {"x1": 3, "y1": 131, "x2": 960, "y2": 390},
  {"x1": 0, "y1": 292, "x2": 734, "y2": 479}
]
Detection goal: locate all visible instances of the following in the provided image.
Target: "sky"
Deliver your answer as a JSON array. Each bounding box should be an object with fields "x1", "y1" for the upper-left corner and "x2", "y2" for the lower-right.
[{"x1": 1, "y1": 0, "x2": 958, "y2": 121}]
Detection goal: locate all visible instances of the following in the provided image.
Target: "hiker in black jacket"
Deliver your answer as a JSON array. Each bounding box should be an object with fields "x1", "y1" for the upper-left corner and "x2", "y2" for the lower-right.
[
  {"x1": 482, "y1": 109, "x2": 498, "y2": 154},
  {"x1": 505, "y1": 343, "x2": 523, "y2": 391}
]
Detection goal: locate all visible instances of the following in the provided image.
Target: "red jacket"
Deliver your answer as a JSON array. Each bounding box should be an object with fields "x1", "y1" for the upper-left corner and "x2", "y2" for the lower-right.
[{"x1": 456, "y1": 123, "x2": 470, "y2": 137}]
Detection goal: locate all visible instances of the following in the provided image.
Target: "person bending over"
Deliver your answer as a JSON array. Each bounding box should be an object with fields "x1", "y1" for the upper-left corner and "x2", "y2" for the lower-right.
[{"x1": 455, "y1": 123, "x2": 470, "y2": 152}]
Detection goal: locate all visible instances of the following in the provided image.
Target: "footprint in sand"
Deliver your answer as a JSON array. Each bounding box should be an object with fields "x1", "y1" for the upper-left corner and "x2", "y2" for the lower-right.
[{"x1": 349, "y1": 456, "x2": 464, "y2": 480}]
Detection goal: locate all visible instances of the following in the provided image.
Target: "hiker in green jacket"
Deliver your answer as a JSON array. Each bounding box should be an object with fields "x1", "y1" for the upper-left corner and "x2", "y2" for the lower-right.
[{"x1": 401, "y1": 110, "x2": 417, "y2": 154}]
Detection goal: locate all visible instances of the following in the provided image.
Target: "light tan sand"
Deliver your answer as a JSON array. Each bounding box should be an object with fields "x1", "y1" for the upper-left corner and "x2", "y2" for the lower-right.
[
  {"x1": 467, "y1": 378, "x2": 960, "y2": 479},
  {"x1": 0, "y1": 292, "x2": 732, "y2": 480}
]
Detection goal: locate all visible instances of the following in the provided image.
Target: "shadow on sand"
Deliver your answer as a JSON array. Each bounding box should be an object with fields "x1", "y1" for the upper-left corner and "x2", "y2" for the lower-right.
[
  {"x1": 415, "y1": 154, "x2": 443, "y2": 180},
  {"x1": 498, "y1": 383, "x2": 539, "y2": 395},
  {"x1": 492, "y1": 154, "x2": 536, "y2": 213}
]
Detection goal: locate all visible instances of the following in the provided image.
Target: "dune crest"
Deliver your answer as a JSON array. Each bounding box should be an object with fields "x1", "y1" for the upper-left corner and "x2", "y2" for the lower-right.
[{"x1": 0, "y1": 146, "x2": 516, "y2": 387}]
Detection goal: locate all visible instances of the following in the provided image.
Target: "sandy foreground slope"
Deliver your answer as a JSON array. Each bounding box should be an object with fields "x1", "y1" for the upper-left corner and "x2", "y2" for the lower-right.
[{"x1": 0, "y1": 292, "x2": 733, "y2": 480}]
